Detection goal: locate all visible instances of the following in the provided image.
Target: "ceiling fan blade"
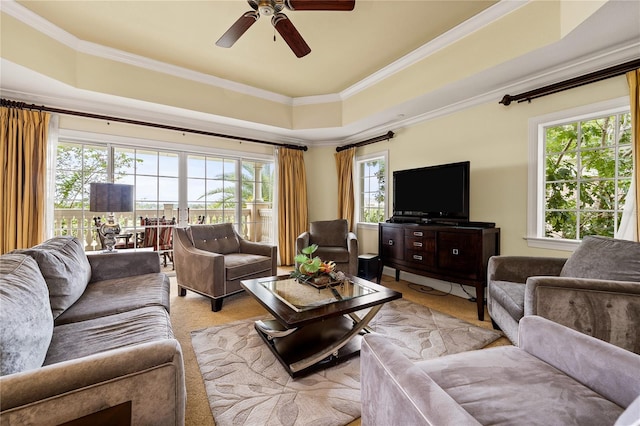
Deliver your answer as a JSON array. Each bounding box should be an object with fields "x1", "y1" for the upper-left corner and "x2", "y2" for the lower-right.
[
  {"x1": 216, "y1": 11, "x2": 260, "y2": 48},
  {"x1": 272, "y1": 13, "x2": 311, "y2": 58},
  {"x1": 285, "y1": 0, "x2": 355, "y2": 11}
]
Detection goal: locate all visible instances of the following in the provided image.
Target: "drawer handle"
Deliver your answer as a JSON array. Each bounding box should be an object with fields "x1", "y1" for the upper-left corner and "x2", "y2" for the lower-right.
[
  {"x1": 413, "y1": 231, "x2": 423, "y2": 237},
  {"x1": 413, "y1": 242, "x2": 423, "y2": 247},
  {"x1": 452, "y1": 248, "x2": 459, "y2": 255},
  {"x1": 412, "y1": 254, "x2": 423, "y2": 261},
  {"x1": 388, "y1": 239, "x2": 394, "y2": 246}
]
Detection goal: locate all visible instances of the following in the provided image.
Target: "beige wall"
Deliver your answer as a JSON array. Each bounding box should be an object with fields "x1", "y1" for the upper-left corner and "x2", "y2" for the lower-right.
[
  {"x1": 306, "y1": 76, "x2": 630, "y2": 258},
  {"x1": 56, "y1": 74, "x2": 629, "y2": 261}
]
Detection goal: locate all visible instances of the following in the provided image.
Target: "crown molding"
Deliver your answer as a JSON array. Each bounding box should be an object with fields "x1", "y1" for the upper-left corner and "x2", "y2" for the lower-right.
[
  {"x1": 2, "y1": 0, "x2": 527, "y2": 107},
  {"x1": 340, "y1": 0, "x2": 528, "y2": 100}
]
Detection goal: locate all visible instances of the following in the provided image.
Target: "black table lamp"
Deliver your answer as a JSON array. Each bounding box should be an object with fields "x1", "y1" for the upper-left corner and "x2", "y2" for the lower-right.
[{"x1": 90, "y1": 182, "x2": 134, "y2": 252}]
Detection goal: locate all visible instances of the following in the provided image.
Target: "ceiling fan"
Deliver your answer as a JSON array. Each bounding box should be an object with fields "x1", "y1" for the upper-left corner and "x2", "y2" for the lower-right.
[{"x1": 216, "y1": 0, "x2": 355, "y2": 58}]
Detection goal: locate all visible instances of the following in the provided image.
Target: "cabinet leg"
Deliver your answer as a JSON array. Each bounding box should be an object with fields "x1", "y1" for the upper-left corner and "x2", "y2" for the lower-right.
[
  {"x1": 475, "y1": 284, "x2": 485, "y2": 321},
  {"x1": 211, "y1": 298, "x2": 223, "y2": 312},
  {"x1": 395, "y1": 269, "x2": 400, "y2": 281}
]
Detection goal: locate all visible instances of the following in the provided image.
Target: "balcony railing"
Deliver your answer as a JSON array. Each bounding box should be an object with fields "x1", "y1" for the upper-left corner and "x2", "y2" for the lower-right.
[{"x1": 54, "y1": 207, "x2": 274, "y2": 251}]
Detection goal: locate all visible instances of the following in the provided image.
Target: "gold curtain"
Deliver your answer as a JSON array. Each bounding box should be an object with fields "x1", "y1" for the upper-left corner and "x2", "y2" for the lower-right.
[
  {"x1": 277, "y1": 147, "x2": 308, "y2": 265},
  {"x1": 628, "y1": 69, "x2": 640, "y2": 241},
  {"x1": 335, "y1": 147, "x2": 355, "y2": 231},
  {"x1": 1, "y1": 106, "x2": 50, "y2": 254}
]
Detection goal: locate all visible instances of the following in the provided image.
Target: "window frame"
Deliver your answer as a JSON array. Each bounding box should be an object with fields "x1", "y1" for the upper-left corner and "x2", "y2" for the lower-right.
[
  {"x1": 355, "y1": 150, "x2": 389, "y2": 229},
  {"x1": 52, "y1": 129, "x2": 275, "y2": 247},
  {"x1": 527, "y1": 97, "x2": 630, "y2": 251}
]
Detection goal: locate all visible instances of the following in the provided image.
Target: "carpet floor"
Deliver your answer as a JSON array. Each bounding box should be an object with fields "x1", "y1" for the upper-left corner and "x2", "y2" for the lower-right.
[{"x1": 191, "y1": 298, "x2": 502, "y2": 426}]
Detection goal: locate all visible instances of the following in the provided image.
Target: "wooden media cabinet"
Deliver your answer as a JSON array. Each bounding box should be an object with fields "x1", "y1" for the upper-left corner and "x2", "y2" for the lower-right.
[{"x1": 377, "y1": 222, "x2": 500, "y2": 321}]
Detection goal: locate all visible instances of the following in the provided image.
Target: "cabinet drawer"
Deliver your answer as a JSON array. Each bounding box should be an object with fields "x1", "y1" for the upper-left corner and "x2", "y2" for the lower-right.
[
  {"x1": 437, "y1": 232, "x2": 480, "y2": 276},
  {"x1": 406, "y1": 250, "x2": 435, "y2": 267},
  {"x1": 405, "y1": 237, "x2": 434, "y2": 252},
  {"x1": 404, "y1": 229, "x2": 435, "y2": 239}
]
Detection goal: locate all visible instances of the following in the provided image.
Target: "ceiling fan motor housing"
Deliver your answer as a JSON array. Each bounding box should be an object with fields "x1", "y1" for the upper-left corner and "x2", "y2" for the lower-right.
[{"x1": 256, "y1": 0, "x2": 285, "y2": 16}]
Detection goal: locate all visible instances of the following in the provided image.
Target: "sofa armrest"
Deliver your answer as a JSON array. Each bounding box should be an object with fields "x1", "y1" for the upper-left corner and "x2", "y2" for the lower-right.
[
  {"x1": 361, "y1": 333, "x2": 481, "y2": 426},
  {"x1": 87, "y1": 251, "x2": 161, "y2": 283},
  {"x1": 518, "y1": 316, "x2": 640, "y2": 409},
  {"x1": 524, "y1": 276, "x2": 640, "y2": 352},
  {"x1": 239, "y1": 239, "x2": 277, "y2": 274},
  {"x1": 296, "y1": 232, "x2": 310, "y2": 253},
  {"x1": 488, "y1": 255, "x2": 566, "y2": 284},
  {"x1": 174, "y1": 245, "x2": 224, "y2": 294},
  {"x1": 1, "y1": 339, "x2": 186, "y2": 425},
  {"x1": 347, "y1": 232, "x2": 358, "y2": 275}
]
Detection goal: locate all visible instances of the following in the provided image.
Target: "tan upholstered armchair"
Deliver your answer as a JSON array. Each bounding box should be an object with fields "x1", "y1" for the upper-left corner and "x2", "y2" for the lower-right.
[
  {"x1": 488, "y1": 236, "x2": 640, "y2": 353},
  {"x1": 296, "y1": 219, "x2": 358, "y2": 275},
  {"x1": 173, "y1": 223, "x2": 277, "y2": 311}
]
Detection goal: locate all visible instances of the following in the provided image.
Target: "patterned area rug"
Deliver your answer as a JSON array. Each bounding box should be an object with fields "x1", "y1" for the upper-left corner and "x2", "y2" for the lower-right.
[{"x1": 191, "y1": 299, "x2": 502, "y2": 426}]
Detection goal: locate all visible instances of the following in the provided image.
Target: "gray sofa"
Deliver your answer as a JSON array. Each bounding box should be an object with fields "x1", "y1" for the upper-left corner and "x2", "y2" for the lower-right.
[
  {"x1": 0, "y1": 236, "x2": 185, "y2": 425},
  {"x1": 361, "y1": 315, "x2": 640, "y2": 426},
  {"x1": 174, "y1": 224, "x2": 277, "y2": 311},
  {"x1": 487, "y1": 235, "x2": 640, "y2": 352}
]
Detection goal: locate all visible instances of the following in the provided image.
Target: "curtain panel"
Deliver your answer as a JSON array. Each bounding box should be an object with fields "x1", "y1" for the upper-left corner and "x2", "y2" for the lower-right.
[
  {"x1": 277, "y1": 147, "x2": 309, "y2": 265},
  {"x1": 1, "y1": 107, "x2": 50, "y2": 254},
  {"x1": 627, "y1": 70, "x2": 640, "y2": 241},
  {"x1": 335, "y1": 147, "x2": 355, "y2": 231}
]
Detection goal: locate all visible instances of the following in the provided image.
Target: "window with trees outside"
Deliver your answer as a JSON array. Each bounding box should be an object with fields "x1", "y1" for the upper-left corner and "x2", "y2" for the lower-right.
[
  {"x1": 529, "y1": 100, "x2": 632, "y2": 248},
  {"x1": 356, "y1": 152, "x2": 387, "y2": 224},
  {"x1": 53, "y1": 137, "x2": 274, "y2": 252}
]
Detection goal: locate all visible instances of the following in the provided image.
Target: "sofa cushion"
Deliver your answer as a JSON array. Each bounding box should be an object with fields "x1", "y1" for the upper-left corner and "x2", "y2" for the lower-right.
[
  {"x1": 314, "y1": 246, "x2": 351, "y2": 264},
  {"x1": 189, "y1": 224, "x2": 240, "y2": 254},
  {"x1": 54, "y1": 272, "x2": 170, "y2": 326},
  {"x1": 309, "y1": 220, "x2": 348, "y2": 248},
  {"x1": 13, "y1": 236, "x2": 91, "y2": 319},
  {"x1": 560, "y1": 236, "x2": 640, "y2": 282},
  {"x1": 224, "y1": 253, "x2": 273, "y2": 281},
  {"x1": 419, "y1": 346, "x2": 624, "y2": 426},
  {"x1": 44, "y1": 306, "x2": 174, "y2": 365},
  {"x1": 0, "y1": 254, "x2": 54, "y2": 375},
  {"x1": 488, "y1": 280, "x2": 525, "y2": 321}
]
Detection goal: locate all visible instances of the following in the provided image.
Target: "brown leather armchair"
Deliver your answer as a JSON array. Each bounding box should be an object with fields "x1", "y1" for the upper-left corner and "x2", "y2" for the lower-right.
[
  {"x1": 296, "y1": 219, "x2": 358, "y2": 275},
  {"x1": 173, "y1": 223, "x2": 277, "y2": 311}
]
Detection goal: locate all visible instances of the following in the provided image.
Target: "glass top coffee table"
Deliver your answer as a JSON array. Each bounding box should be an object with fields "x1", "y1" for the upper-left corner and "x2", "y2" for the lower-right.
[{"x1": 241, "y1": 274, "x2": 402, "y2": 377}]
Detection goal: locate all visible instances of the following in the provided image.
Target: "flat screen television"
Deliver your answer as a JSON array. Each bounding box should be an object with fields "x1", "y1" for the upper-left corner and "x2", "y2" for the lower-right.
[{"x1": 392, "y1": 161, "x2": 470, "y2": 223}]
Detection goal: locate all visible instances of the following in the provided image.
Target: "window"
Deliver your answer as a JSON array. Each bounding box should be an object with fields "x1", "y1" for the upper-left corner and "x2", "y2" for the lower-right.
[
  {"x1": 356, "y1": 152, "x2": 388, "y2": 225},
  {"x1": 528, "y1": 98, "x2": 632, "y2": 249},
  {"x1": 53, "y1": 133, "x2": 275, "y2": 251}
]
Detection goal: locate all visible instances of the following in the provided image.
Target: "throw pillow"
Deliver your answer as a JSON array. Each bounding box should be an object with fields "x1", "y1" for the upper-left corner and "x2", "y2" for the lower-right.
[
  {"x1": 0, "y1": 254, "x2": 54, "y2": 375},
  {"x1": 560, "y1": 235, "x2": 640, "y2": 282},
  {"x1": 13, "y1": 236, "x2": 92, "y2": 319}
]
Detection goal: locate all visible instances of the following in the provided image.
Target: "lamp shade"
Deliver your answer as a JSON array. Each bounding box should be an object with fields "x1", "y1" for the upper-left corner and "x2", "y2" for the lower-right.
[{"x1": 89, "y1": 183, "x2": 133, "y2": 212}]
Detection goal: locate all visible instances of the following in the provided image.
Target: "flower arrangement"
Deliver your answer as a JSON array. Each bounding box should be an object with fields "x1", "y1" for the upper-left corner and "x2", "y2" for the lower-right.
[{"x1": 291, "y1": 244, "x2": 346, "y2": 286}]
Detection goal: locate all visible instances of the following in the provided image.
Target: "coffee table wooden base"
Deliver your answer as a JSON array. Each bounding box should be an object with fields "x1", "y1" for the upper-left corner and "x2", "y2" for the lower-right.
[{"x1": 254, "y1": 305, "x2": 382, "y2": 377}]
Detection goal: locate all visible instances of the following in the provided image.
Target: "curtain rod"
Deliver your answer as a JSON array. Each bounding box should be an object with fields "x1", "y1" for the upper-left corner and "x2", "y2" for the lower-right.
[
  {"x1": 336, "y1": 131, "x2": 394, "y2": 152},
  {"x1": 0, "y1": 98, "x2": 308, "y2": 151},
  {"x1": 499, "y1": 58, "x2": 640, "y2": 106}
]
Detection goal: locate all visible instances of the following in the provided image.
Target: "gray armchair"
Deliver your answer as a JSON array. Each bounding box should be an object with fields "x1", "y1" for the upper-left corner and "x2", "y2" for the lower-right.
[
  {"x1": 361, "y1": 315, "x2": 640, "y2": 426},
  {"x1": 488, "y1": 235, "x2": 640, "y2": 352},
  {"x1": 173, "y1": 224, "x2": 277, "y2": 311},
  {"x1": 296, "y1": 219, "x2": 358, "y2": 275}
]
